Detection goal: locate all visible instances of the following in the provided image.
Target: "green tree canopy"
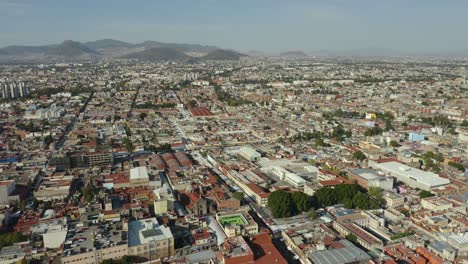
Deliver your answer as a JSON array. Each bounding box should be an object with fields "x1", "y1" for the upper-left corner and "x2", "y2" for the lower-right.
[
  {"x1": 353, "y1": 151, "x2": 366, "y2": 161},
  {"x1": 309, "y1": 208, "x2": 317, "y2": 220},
  {"x1": 419, "y1": 190, "x2": 434, "y2": 199},
  {"x1": 268, "y1": 190, "x2": 295, "y2": 218},
  {"x1": 0, "y1": 232, "x2": 27, "y2": 248},
  {"x1": 232, "y1": 192, "x2": 244, "y2": 201}
]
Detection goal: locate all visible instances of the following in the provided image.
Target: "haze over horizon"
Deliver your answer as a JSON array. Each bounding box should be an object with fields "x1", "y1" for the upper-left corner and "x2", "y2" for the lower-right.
[{"x1": 1, "y1": 0, "x2": 468, "y2": 55}]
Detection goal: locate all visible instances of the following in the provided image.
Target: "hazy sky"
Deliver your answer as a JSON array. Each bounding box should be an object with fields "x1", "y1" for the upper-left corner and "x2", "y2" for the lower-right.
[{"x1": 1, "y1": 0, "x2": 467, "y2": 53}]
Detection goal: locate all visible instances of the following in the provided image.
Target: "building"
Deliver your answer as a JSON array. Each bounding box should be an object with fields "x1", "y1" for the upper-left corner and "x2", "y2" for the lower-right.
[
  {"x1": 219, "y1": 236, "x2": 254, "y2": 264},
  {"x1": 408, "y1": 132, "x2": 426, "y2": 142},
  {"x1": 244, "y1": 183, "x2": 270, "y2": 207},
  {"x1": 218, "y1": 232, "x2": 287, "y2": 263},
  {"x1": 50, "y1": 152, "x2": 113, "y2": 170},
  {"x1": 213, "y1": 190, "x2": 241, "y2": 211},
  {"x1": 61, "y1": 221, "x2": 128, "y2": 264},
  {"x1": 239, "y1": 146, "x2": 261, "y2": 162},
  {"x1": 216, "y1": 208, "x2": 258, "y2": 238},
  {"x1": 0, "y1": 180, "x2": 19, "y2": 206},
  {"x1": 332, "y1": 219, "x2": 384, "y2": 250},
  {"x1": 421, "y1": 196, "x2": 453, "y2": 212},
  {"x1": 270, "y1": 166, "x2": 307, "y2": 188},
  {"x1": 308, "y1": 239, "x2": 371, "y2": 264},
  {"x1": 130, "y1": 166, "x2": 150, "y2": 187},
  {"x1": 348, "y1": 168, "x2": 394, "y2": 191},
  {"x1": 1, "y1": 81, "x2": 28, "y2": 99},
  {"x1": 128, "y1": 218, "x2": 174, "y2": 260},
  {"x1": 369, "y1": 160, "x2": 450, "y2": 191},
  {"x1": 32, "y1": 217, "x2": 68, "y2": 249},
  {"x1": 153, "y1": 186, "x2": 175, "y2": 215},
  {"x1": 0, "y1": 246, "x2": 26, "y2": 264},
  {"x1": 384, "y1": 193, "x2": 405, "y2": 208}
]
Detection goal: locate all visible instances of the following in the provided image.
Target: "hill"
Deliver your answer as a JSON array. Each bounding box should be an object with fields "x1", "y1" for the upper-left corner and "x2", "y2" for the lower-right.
[
  {"x1": 0, "y1": 45, "x2": 51, "y2": 55},
  {"x1": 136, "y1": 41, "x2": 219, "y2": 53},
  {"x1": 45, "y1": 40, "x2": 99, "y2": 57},
  {"x1": 85, "y1": 39, "x2": 134, "y2": 50},
  {"x1": 120, "y1": 47, "x2": 189, "y2": 61},
  {"x1": 201, "y1": 49, "x2": 246, "y2": 60},
  {"x1": 280, "y1": 51, "x2": 308, "y2": 57}
]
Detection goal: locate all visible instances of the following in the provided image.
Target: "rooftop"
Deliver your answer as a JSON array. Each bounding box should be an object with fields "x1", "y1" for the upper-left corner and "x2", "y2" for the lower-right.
[
  {"x1": 62, "y1": 221, "x2": 127, "y2": 257},
  {"x1": 308, "y1": 240, "x2": 371, "y2": 264},
  {"x1": 129, "y1": 166, "x2": 149, "y2": 180},
  {"x1": 372, "y1": 161, "x2": 450, "y2": 187},
  {"x1": 128, "y1": 217, "x2": 173, "y2": 247}
]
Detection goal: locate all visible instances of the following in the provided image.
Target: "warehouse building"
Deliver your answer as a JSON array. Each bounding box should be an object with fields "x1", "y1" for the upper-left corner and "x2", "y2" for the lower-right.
[{"x1": 369, "y1": 160, "x2": 450, "y2": 191}]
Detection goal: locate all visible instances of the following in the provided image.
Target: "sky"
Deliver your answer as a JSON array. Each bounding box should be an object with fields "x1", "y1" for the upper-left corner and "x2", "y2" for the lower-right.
[{"x1": 1, "y1": 0, "x2": 467, "y2": 54}]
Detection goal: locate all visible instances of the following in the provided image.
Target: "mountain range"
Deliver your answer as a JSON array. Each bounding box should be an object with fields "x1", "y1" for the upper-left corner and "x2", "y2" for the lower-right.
[{"x1": 0, "y1": 39, "x2": 246, "y2": 63}]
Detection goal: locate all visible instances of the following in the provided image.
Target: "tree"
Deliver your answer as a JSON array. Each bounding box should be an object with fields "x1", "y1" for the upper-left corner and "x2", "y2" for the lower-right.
[
  {"x1": 123, "y1": 137, "x2": 135, "y2": 153},
  {"x1": 389, "y1": 140, "x2": 400, "y2": 147},
  {"x1": 291, "y1": 192, "x2": 312, "y2": 213},
  {"x1": 313, "y1": 184, "x2": 380, "y2": 210},
  {"x1": 44, "y1": 135, "x2": 54, "y2": 146},
  {"x1": 82, "y1": 183, "x2": 99, "y2": 203},
  {"x1": 343, "y1": 197, "x2": 354, "y2": 209},
  {"x1": 461, "y1": 120, "x2": 468, "y2": 127},
  {"x1": 138, "y1": 112, "x2": 147, "y2": 120},
  {"x1": 233, "y1": 192, "x2": 244, "y2": 201},
  {"x1": 0, "y1": 232, "x2": 27, "y2": 248},
  {"x1": 315, "y1": 136, "x2": 327, "y2": 147},
  {"x1": 419, "y1": 190, "x2": 434, "y2": 199},
  {"x1": 346, "y1": 233, "x2": 358, "y2": 244},
  {"x1": 268, "y1": 191, "x2": 295, "y2": 218},
  {"x1": 309, "y1": 208, "x2": 317, "y2": 220},
  {"x1": 188, "y1": 100, "x2": 198, "y2": 107},
  {"x1": 353, "y1": 151, "x2": 366, "y2": 161},
  {"x1": 369, "y1": 187, "x2": 383, "y2": 200},
  {"x1": 364, "y1": 126, "x2": 383, "y2": 136},
  {"x1": 448, "y1": 161, "x2": 465, "y2": 172}
]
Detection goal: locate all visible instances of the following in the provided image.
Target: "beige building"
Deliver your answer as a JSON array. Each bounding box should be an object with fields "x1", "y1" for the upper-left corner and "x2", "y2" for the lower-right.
[
  {"x1": 128, "y1": 218, "x2": 174, "y2": 261},
  {"x1": 421, "y1": 197, "x2": 453, "y2": 212},
  {"x1": 153, "y1": 189, "x2": 175, "y2": 215},
  {"x1": 130, "y1": 166, "x2": 150, "y2": 187},
  {"x1": 385, "y1": 192, "x2": 405, "y2": 208},
  {"x1": 216, "y1": 208, "x2": 258, "y2": 238},
  {"x1": 61, "y1": 244, "x2": 128, "y2": 264}
]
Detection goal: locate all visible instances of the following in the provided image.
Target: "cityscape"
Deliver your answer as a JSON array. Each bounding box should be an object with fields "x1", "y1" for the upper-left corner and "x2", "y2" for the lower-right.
[{"x1": 0, "y1": 1, "x2": 468, "y2": 264}]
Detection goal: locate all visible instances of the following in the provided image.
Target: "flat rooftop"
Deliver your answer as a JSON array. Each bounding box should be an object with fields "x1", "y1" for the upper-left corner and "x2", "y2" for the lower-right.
[
  {"x1": 372, "y1": 161, "x2": 450, "y2": 187},
  {"x1": 128, "y1": 217, "x2": 173, "y2": 247},
  {"x1": 308, "y1": 240, "x2": 371, "y2": 264},
  {"x1": 130, "y1": 166, "x2": 149, "y2": 180},
  {"x1": 62, "y1": 221, "x2": 127, "y2": 257},
  {"x1": 349, "y1": 168, "x2": 384, "y2": 180}
]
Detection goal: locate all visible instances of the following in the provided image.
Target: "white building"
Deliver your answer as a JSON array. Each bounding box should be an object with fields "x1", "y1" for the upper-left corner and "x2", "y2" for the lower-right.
[
  {"x1": 239, "y1": 146, "x2": 261, "y2": 161},
  {"x1": 369, "y1": 160, "x2": 450, "y2": 191},
  {"x1": 32, "y1": 217, "x2": 68, "y2": 249},
  {"x1": 130, "y1": 166, "x2": 150, "y2": 186},
  {"x1": 270, "y1": 166, "x2": 307, "y2": 188}
]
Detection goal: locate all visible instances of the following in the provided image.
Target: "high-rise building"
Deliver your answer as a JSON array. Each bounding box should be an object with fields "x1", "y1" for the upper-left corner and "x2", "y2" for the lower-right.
[
  {"x1": 0, "y1": 82, "x2": 8, "y2": 99},
  {"x1": 0, "y1": 81, "x2": 28, "y2": 99},
  {"x1": 19, "y1": 81, "x2": 28, "y2": 97}
]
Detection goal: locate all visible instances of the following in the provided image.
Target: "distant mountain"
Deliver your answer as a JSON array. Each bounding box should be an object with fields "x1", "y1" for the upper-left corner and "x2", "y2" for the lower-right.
[
  {"x1": 0, "y1": 45, "x2": 51, "y2": 55},
  {"x1": 120, "y1": 47, "x2": 189, "y2": 61},
  {"x1": 280, "y1": 51, "x2": 308, "y2": 57},
  {"x1": 201, "y1": 49, "x2": 246, "y2": 60},
  {"x1": 0, "y1": 39, "x2": 239, "y2": 63},
  {"x1": 46, "y1": 40, "x2": 99, "y2": 57},
  {"x1": 136, "y1": 41, "x2": 219, "y2": 53},
  {"x1": 85, "y1": 39, "x2": 134, "y2": 50}
]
